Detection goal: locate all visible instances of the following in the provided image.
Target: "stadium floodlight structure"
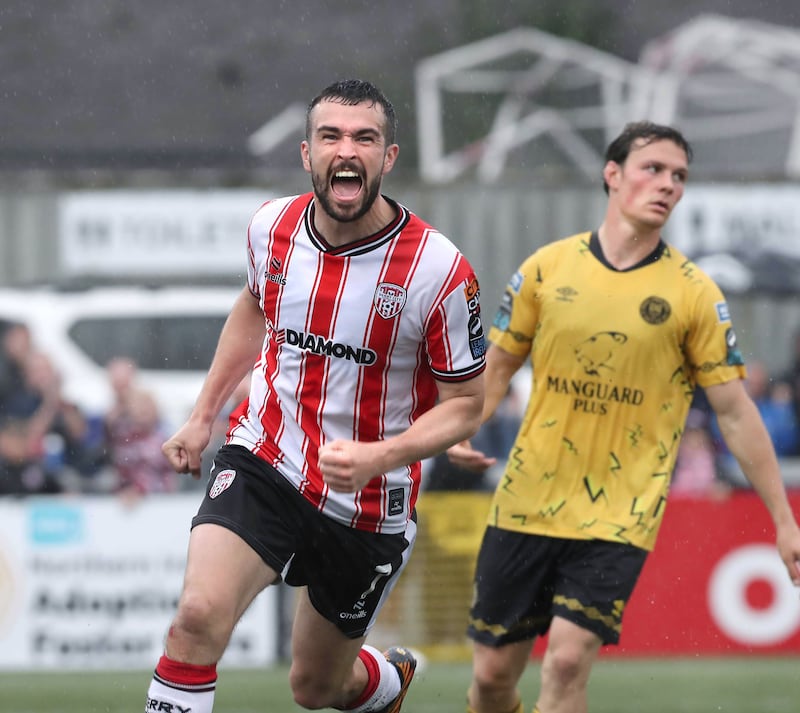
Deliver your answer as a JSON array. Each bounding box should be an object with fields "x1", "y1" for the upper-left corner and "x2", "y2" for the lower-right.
[
  {"x1": 639, "y1": 14, "x2": 800, "y2": 179},
  {"x1": 247, "y1": 102, "x2": 307, "y2": 157},
  {"x1": 415, "y1": 18, "x2": 800, "y2": 184},
  {"x1": 414, "y1": 26, "x2": 653, "y2": 184}
]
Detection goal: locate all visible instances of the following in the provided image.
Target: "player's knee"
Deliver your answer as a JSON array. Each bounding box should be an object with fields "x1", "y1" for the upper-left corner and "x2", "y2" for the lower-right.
[
  {"x1": 171, "y1": 592, "x2": 228, "y2": 645},
  {"x1": 542, "y1": 645, "x2": 590, "y2": 688},
  {"x1": 472, "y1": 657, "x2": 518, "y2": 696},
  {"x1": 288, "y1": 666, "x2": 336, "y2": 710}
]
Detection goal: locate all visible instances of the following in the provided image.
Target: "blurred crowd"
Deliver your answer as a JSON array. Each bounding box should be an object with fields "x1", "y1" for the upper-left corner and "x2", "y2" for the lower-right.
[
  {"x1": 0, "y1": 321, "x2": 209, "y2": 501},
  {"x1": 672, "y1": 347, "x2": 800, "y2": 497},
  {"x1": 2, "y1": 318, "x2": 800, "y2": 500}
]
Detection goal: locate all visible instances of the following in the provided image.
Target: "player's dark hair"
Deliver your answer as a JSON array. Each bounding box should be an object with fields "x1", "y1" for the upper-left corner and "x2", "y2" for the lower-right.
[
  {"x1": 306, "y1": 79, "x2": 397, "y2": 145},
  {"x1": 603, "y1": 121, "x2": 693, "y2": 194}
]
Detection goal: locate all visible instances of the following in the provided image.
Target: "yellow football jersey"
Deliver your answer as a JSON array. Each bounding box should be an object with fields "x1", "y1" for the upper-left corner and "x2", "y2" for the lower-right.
[{"x1": 487, "y1": 232, "x2": 746, "y2": 550}]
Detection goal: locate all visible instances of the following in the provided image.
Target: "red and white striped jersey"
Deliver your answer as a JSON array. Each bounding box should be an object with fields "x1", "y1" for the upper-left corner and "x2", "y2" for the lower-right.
[{"x1": 227, "y1": 193, "x2": 486, "y2": 533}]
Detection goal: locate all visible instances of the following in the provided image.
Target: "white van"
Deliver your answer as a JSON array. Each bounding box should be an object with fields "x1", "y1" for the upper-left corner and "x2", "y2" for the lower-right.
[{"x1": 0, "y1": 286, "x2": 240, "y2": 433}]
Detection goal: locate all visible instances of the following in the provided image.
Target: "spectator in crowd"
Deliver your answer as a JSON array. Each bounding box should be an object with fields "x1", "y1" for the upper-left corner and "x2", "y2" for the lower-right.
[
  {"x1": 711, "y1": 360, "x2": 800, "y2": 483},
  {"x1": 779, "y1": 328, "x2": 800, "y2": 455},
  {"x1": 0, "y1": 414, "x2": 60, "y2": 495},
  {"x1": 0, "y1": 349, "x2": 97, "y2": 495},
  {"x1": 104, "y1": 356, "x2": 140, "y2": 433},
  {"x1": 762, "y1": 378, "x2": 800, "y2": 457},
  {"x1": 0, "y1": 321, "x2": 34, "y2": 417},
  {"x1": 110, "y1": 387, "x2": 178, "y2": 503},
  {"x1": 101, "y1": 356, "x2": 177, "y2": 501},
  {"x1": 745, "y1": 361, "x2": 799, "y2": 455}
]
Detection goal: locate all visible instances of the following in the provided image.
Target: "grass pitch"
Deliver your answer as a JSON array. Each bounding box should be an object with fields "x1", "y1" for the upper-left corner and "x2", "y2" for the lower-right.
[{"x1": 1, "y1": 658, "x2": 797, "y2": 712}]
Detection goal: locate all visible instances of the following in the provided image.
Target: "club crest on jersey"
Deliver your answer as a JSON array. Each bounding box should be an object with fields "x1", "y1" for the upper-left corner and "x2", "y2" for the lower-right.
[
  {"x1": 374, "y1": 283, "x2": 407, "y2": 319},
  {"x1": 209, "y1": 469, "x2": 236, "y2": 499}
]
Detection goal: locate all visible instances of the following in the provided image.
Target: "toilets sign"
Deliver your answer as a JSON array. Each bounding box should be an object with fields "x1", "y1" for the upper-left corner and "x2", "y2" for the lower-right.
[{"x1": 59, "y1": 190, "x2": 272, "y2": 276}]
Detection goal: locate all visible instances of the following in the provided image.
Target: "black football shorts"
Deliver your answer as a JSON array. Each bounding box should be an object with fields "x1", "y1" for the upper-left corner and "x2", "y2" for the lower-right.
[
  {"x1": 193, "y1": 444, "x2": 416, "y2": 638},
  {"x1": 468, "y1": 526, "x2": 648, "y2": 646}
]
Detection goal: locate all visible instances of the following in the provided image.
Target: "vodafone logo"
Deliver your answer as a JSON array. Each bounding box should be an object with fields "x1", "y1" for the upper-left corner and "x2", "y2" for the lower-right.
[{"x1": 708, "y1": 544, "x2": 800, "y2": 646}]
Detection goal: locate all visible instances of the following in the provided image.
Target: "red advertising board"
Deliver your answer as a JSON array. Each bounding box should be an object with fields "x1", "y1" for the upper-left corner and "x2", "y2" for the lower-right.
[
  {"x1": 612, "y1": 491, "x2": 800, "y2": 655},
  {"x1": 530, "y1": 491, "x2": 800, "y2": 657}
]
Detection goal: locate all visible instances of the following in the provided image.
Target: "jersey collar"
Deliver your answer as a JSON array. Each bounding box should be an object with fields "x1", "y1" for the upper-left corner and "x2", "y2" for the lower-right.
[
  {"x1": 305, "y1": 195, "x2": 409, "y2": 256},
  {"x1": 589, "y1": 230, "x2": 666, "y2": 272}
]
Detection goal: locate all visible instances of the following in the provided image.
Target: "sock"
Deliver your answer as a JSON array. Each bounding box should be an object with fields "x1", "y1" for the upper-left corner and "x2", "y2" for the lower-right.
[
  {"x1": 145, "y1": 654, "x2": 217, "y2": 713},
  {"x1": 340, "y1": 645, "x2": 401, "y2": 712}
]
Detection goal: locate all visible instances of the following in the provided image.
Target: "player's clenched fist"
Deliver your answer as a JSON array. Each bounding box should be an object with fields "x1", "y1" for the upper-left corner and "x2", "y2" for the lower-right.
[
  {"x1": 319, "y1": 439, "x2": 384, "y2": 493},
  {"x1": 161, "y1": 420, "x2": 212, "y2": 479}
]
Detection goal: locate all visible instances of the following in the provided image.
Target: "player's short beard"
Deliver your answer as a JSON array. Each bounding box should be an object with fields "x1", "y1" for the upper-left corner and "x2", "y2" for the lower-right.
[{"x1": 311, "y1": 168, "x2": 382, "y2": 224}]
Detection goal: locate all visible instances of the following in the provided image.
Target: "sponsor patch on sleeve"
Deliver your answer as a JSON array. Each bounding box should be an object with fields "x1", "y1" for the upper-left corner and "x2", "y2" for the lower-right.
[
  {"x1": 468, "y1": 313, "x2": 486, "y2": 358},
  {"x1": 463, "y1": 275, "x2": 485, "y2": 359},
  {"x1": 492, "y1": 290, "x2": 513, "y2": 331},
  {"x1": 725, "y1": 327, "x2": 744, "y2": 366},
  {"x1": 715, "y1": 301, "x2": 731, "y2": 323}
]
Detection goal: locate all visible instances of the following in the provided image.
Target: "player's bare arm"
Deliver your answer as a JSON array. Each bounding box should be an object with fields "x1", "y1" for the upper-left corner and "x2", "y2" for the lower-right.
[
  {"x1": 705, "y1": 379, "x2": 800, "y2": 584},
  {"x1": 446, "y1": 344, "x2": 526, "y2": 472},
  {"x1": 162, "y1": 287, "x2": 266, "y2": 477},
  {"x1": 320, "y1": 373, "x2": 484, "y2": 493}
]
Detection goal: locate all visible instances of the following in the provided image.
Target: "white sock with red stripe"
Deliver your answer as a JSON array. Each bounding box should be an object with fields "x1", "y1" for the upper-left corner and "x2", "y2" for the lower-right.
[
  {"x1": 340, "y1": 645, "x2": 401, "y2": 712},
  {"x1": 145, "y1": 654, "x2": 217, "y2": 713}
]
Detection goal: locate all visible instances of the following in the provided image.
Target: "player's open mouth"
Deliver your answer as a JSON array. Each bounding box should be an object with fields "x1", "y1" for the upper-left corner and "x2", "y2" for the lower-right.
[{"x1": 331, "y1": 169, "x2": 363, "y2": 200}]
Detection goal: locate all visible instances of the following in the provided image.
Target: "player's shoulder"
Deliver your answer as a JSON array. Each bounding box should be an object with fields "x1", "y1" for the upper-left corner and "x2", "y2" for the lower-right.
[
  {"x1": 660, "y1": 242, "x2": 721, "y2": 289},
  {"x1": 521, "y1": 231, "x2": 592, "y2": 270},
  {"x1": 550, "y1": 231, "x2": 592, "y2": 253},
  {"x1": 250, "y1": 193, "x2": 311, "y2": 225}
]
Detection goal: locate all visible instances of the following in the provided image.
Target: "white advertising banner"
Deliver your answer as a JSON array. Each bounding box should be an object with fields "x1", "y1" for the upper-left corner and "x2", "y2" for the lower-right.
[
  {"x1": 58, "y1": 190, "x2": 273, "y2": 276},
  {"x1": 0, "y1": 494, "x2": 277, "y2": 670},
  {"x1": 666, "y1": 183, "x2": 800, "y2": 258}
]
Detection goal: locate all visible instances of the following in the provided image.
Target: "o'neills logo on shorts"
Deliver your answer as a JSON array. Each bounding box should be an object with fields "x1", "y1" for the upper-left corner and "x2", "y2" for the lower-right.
[{"x1": 209, "y1": 469, "x2": 236, "y2": 499}]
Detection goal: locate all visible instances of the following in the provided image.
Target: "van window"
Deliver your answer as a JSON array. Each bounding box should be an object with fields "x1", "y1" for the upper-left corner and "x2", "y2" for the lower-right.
[{"x1": 68, "y1": 315, "x2": 227, "y2": 370}]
